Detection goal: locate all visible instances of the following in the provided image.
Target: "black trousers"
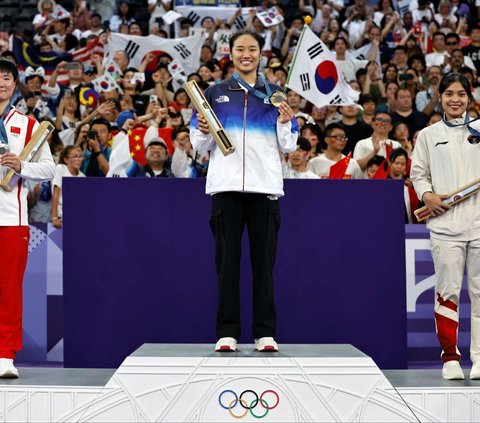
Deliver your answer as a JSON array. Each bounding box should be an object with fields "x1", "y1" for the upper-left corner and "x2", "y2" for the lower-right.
[{"x1": 210, "y1": 192, "x2": 280, "y2": 340}]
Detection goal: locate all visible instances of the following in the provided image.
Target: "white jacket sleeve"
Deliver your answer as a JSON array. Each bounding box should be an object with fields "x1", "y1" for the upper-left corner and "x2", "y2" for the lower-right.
[
  {"x1": 19, "y1": 122, "x2": 56, "y2": 181},
  {"x1": 276, "y1": 120, "x2": 298, "y2": 153},
  {"x1": 171, "y1": 148, "x2": 191, "y2": 178},
  {"x1": 190, "y1": 128, "x2": 216, "y2": 153},
  {"x1": 410, "y1": 131, "x2": 433, "y2": 201}
]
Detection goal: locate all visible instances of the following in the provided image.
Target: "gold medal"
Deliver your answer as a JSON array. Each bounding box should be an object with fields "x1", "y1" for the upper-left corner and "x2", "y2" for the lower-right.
[{"x1": 270, "y1": 91, "x2": 287, "y2": 107}]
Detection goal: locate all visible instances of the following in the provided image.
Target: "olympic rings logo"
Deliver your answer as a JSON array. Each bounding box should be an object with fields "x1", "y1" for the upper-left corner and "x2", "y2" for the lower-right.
[{"x1": 218, "y1": 389, "x2": 280, "y2": 419}]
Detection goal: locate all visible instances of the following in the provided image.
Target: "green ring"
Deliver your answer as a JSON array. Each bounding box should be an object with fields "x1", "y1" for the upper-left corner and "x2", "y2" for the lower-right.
[{"x1": 249, "y1": 398, "x2": 269, "y2": 418}]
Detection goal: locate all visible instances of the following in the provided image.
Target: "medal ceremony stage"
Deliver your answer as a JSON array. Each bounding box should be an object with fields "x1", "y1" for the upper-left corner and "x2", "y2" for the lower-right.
[{"x1": 2, "y1": 179, "x2": 479, "y2": 422}]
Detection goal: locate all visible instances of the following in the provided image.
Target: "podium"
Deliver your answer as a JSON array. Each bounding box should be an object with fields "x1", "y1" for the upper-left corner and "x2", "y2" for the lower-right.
[{"x1": 66, "y1": 344, "x2": 416, "y2": 422}]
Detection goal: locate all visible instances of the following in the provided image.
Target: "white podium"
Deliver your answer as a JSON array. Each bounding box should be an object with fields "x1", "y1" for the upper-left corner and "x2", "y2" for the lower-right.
[{"x1": 67, "y1": 344, "x2": 416, "y2": 422}]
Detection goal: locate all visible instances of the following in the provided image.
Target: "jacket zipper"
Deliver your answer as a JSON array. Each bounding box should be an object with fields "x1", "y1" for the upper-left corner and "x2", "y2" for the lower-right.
[{"x1": 242, "y1": 92, "x2": 247, "y2": 191}]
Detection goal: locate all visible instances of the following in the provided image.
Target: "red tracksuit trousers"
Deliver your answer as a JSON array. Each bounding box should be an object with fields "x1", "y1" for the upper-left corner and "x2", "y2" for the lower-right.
[{"x1": 0, "y1": 226, "x2": 29, "y2": 359}]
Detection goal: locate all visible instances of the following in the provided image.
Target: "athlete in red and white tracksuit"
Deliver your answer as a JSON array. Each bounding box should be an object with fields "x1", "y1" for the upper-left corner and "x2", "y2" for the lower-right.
[{"x1": 0, "y1": 105, "x2": 55, "y2": 361}]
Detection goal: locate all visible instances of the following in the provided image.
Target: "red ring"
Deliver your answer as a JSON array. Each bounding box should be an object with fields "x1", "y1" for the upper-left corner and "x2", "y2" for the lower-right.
[{"x1": 260, "y1": 390, "x2": 280, "y2": 409}]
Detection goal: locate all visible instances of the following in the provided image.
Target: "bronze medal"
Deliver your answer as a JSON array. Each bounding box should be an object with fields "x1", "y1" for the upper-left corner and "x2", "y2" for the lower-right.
[{"x1": 270, "y1": 91, "x2": 287, "y2": 107}]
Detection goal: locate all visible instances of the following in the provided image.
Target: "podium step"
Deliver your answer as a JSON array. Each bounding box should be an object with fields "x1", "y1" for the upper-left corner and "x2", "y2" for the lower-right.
[
  {"x1": 2, "y1": 345, "x2": 480, "y2": 422},
  {"x1": 71, "y1": 343, "x2": 416, "y2": 422}
]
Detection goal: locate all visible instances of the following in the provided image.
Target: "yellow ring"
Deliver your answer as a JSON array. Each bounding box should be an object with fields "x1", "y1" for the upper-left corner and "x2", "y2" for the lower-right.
[{"x1": 228, "y1": 398, "x2": 249, "y2": 418}]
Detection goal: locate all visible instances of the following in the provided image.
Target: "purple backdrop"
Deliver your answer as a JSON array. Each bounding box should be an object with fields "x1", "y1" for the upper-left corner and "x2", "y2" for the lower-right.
[{"x1": 63, "y1": 179, "x2": 407, "y2": 369}]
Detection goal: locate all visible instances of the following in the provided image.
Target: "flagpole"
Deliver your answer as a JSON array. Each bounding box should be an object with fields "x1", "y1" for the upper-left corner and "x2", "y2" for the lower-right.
[{"x1": 285, "y1": 24, "x2": 309, "y2": 91}]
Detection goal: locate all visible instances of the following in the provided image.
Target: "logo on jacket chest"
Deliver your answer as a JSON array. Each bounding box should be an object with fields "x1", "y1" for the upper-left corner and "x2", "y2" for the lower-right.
[{"x1": 215, "y1": 95, "x2": 230, "y2": 104}]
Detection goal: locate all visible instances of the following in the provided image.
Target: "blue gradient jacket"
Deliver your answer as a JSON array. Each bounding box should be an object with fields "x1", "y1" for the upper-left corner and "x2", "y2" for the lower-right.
[{"x1": 191, "y1": 77, "x2": 298, "y2": 196}]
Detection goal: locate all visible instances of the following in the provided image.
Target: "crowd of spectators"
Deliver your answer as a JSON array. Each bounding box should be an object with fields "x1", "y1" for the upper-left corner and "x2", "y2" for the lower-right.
[{"x1": 1, "y1": 0, "x2": 480, "y2": 226}]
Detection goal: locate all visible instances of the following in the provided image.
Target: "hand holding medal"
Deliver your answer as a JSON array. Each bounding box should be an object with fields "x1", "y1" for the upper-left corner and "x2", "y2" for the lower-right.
[{"x1": 276, "y1": 97, "x2": 295, "y2": 124}]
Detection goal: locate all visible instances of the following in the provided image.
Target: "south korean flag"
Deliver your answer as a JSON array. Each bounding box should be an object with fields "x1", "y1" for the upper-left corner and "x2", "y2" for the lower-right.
[{"x1": 92, "y1": 72, "x2": 121, "y2": 93}]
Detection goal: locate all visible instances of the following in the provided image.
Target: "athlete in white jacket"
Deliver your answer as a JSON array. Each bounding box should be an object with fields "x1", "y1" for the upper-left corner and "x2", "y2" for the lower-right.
[
  {"x1": 0, "y1": 59, "x2": 55, "y2": 378},
  {"x1": 411, "y1": 73, "x2": 480, "y2": 380}
]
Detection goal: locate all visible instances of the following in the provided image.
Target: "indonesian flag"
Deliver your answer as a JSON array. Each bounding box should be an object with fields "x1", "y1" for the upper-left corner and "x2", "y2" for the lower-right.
[
  {"x1": 286, "y1": 26, "x2": 360, "y2": 107},
  {"x1": 329, "y1": 153, "x2": 351, "y2": 179},
  {"x1": 107, "y1": 33, "x2": 203, "y2": 75}
]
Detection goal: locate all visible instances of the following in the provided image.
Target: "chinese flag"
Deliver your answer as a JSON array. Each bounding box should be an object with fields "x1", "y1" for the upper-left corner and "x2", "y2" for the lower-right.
[
  {"x1": 329, "y1": 154, "x2": 351, "y2": 179},
  {"x1": 372, "y1": 159, "x2": 390, "y2": 179},
  {"x1": 128, "y1": 127, "x2": 148, "y2": 166},
  {"x1": 127, "y1": 125, "x2": 175, "y2": 166}
]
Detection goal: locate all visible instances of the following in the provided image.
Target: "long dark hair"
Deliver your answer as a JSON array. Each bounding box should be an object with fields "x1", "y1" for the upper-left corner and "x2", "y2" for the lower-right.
[{"x1": 438, "y1": 73, "x2": 473, "y2": 102}]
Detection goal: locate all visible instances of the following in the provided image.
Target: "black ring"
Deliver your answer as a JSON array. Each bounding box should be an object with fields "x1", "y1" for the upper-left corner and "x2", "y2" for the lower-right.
[{"x1": 239, "y1": 390, "x2": 259, "y2": 409}]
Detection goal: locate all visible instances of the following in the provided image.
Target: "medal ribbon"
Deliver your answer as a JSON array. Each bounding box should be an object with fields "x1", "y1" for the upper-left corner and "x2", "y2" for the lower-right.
[
  {"x1": 232, "y1": 72, "x2": 272, "y2": 100},
  {"x1": 0, "y1": 101, "x2": 13, "y2": 144},
  {"x1": 442, "y1": 113, "x2": 480, "y2": 137}
]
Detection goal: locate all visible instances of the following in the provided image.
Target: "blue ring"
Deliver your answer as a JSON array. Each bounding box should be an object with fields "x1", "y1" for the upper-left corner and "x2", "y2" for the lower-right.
[{"x1": 219, "y1": 389, "x2": 238, "y2": 410}]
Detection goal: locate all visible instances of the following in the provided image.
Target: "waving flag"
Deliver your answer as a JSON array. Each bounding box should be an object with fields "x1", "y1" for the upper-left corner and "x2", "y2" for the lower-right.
[
  {"x1": 107, "y1": 33, "x2": 202, "y2": 75},
  {"x1": 175, "y1": 6, "x2": 250, "y2": 32},
  {"x1": 256, "y1": 7, "x2": 284, "y2": 27},
  {"x1": 11, "y1": 35, "x2": 104, "y2": 85},
  {"x1": 92, "y1": 72, "x2": 121, "y2": 93},
  {"x1": 286, "y1": 26, "x2": 360, "y2": 108}
]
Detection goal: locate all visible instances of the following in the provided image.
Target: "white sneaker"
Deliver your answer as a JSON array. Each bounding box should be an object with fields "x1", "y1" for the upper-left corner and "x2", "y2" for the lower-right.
[
  {"x1": 442, "y1": 361, "x2": 464, "y2": 380},
  {"x1": 215, "y1": 337, "x2": 237, "y2": 352},
  {"x1": 254, "y1": 337, "x2": 278, "y2": 352},
  {"x1": 470, "y1": 362, "x2": 480, "y2": 380},
  {"x1": 0, "y1": 358, "x2": 19, "y2": 378}
]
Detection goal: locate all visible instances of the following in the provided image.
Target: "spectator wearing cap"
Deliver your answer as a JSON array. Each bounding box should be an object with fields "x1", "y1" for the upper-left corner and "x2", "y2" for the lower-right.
[
  {"x1": 282, "y1": 137, "x2": 319, "y2": 179},
  {"x1": 33, "y1": 0, "x2": 56, "y2": 32},
  {"x1": 144, "y1": 137, "x2": 173, "y2": 177},
  {"x1": 171, "y1": 126, "x2": 208, "y2": 178}
]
